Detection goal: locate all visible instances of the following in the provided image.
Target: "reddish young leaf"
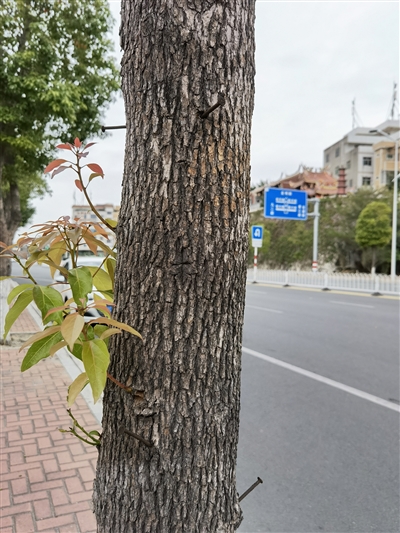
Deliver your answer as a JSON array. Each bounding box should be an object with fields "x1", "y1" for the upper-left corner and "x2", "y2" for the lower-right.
[
  {"x1": 74, "y1": 138, "x2": 82, "y2": 148},
  {"x1": 56, "y1": 143, "x2": 73, "y2": 151},
  {"x1": 50, "y1": 234, "x2": 64, "y2": 245},
  {"x1": 44, "y1": 159, "x2": 67, "y2": 174},
  {"x1": 82, "y1": 234, "x2": 98, "y2": 255},
  {"x1": 84, "y1": 142, "x2": 97, "y2": 150},
  {"x1": 51, "y1": 165, "x2": 70, "y2": 179},
  {"x1": 75, "y1": 180, "x2": 83, "y2": 192},
  {"x1": 87, "y1": 163, "x2": 104, "y2": 176},
  {"x1": 92, "y1": 224, "x2": 109, "y2": 238}
]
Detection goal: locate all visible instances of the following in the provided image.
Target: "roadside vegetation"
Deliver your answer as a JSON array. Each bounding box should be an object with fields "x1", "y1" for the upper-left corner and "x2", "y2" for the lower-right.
[{"x1": 249, "y1": 186, "x2": 398, "y2": 273}]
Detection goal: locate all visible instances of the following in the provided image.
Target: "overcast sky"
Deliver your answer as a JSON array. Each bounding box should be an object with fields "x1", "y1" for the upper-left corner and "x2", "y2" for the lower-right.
[{"x1": 21, "y1": 0, "x2": 399, "y2": 232}]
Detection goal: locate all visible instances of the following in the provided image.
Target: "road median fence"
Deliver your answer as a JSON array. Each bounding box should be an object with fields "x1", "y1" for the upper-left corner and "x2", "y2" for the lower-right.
[{"x1": 247, "y1": 269, "x2": 400, "y2": 296}]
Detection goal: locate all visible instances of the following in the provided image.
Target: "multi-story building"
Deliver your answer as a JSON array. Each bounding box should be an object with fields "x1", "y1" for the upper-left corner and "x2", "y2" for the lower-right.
[
  {"x1": 323, "y1": 119, "x2": 399, "y2": 191},
  {"x1": 372, "y1": 139, "x2": 398, "y2": 189},
  {"x1": 72, "y1": 203, "x2": 116, "y2": 223},
  {"x1": 72, "y1": 203, "x2": 119, "y2": 249}
]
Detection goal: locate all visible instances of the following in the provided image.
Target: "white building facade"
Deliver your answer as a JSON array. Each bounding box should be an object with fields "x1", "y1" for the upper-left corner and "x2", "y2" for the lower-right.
[
  {"x1": 72, "y1": 203, "x2": 118, "y2": 250},
  {"x1": 323, "y1": 119, "x2": 399, "y2": 191}
]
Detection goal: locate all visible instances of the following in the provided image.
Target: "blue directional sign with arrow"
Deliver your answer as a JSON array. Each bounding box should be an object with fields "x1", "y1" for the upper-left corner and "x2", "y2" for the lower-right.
[{"x1": 264, "y1": 188, "x2": 308, "y2": 220}]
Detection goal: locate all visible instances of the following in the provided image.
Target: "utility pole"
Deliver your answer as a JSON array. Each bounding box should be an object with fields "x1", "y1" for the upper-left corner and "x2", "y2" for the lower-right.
[
  {"x1": 369, "y1": 128, "x2": 399, "y2": 280},
  {"x1": 310, "y1": 198, "x2": 320, "y2": 272},
  {"x1": 392, "y1": 140, "x2": 398, "y2": 279}
]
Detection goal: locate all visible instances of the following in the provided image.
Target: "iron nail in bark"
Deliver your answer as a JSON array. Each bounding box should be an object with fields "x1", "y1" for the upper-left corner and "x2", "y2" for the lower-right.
[
  {"x1": 238, "y1": 477, "x2": 263, "y2": 502},
  {"x1": 120, "y1": 426, "x2": 153, "y2": 448},
  {"x1": 101, "y1": 124, "x2": 127, "y2": 132},
  {"x1": 199, "y1": 92, "x2": 225, "y2": 119}
]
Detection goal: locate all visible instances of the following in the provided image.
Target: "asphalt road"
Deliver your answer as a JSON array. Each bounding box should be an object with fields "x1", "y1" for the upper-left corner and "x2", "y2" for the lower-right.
[
  {"x1": 12, "y1": 261, "x2": 55, "y2": 287},
  {"x1": 11, "y1": 263, "x2": 400, "y2": 532},
  {"x1": 237, "y1": 284, "x2": 399, "y2": 533}
]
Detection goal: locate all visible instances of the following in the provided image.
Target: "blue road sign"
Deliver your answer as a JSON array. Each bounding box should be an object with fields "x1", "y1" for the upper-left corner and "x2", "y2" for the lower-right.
[
  {"x1": 251, "y1": 225, "x2": 263, "y2": 248},
  {"x1": 264, "y1": 188, "x2": 308, "y2": 220},
  {"x1": 252, "y1": 226, "x2": 263, "y2": 240}
]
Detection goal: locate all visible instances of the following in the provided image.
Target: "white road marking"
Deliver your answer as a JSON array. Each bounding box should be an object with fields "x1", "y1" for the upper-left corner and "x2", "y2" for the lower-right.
[
  {"x1": 242, "y1": 347, "x2": 400, "y2": 413},
  {"x1": 330, "y1": 300, "x2": 374, "y2": 309},
  {"x1": 245, "y1": 304, "x2": 283, "y2": 314}
]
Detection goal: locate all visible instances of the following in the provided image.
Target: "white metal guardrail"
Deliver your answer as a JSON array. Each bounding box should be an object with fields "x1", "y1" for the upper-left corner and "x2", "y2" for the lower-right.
[{"x1": 247, "y1": 269, "x2": 400, "y2": 296}]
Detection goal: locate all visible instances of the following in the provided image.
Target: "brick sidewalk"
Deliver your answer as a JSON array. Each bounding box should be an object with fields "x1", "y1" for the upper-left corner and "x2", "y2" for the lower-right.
[{"x1": 1, "y1": 309, "x2": 100, "y2": 533}]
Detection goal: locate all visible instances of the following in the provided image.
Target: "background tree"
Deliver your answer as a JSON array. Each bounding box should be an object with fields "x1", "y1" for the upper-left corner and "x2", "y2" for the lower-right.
[
  {"x1": 0, "y1": 0, "x2": 119, "y2": 275},
  {"x1": 249, "y1": 210, "x2": 313, "y2": 269},
  {"x1": 93, "y1": 2, "x2": 256, "y2": 531},
  {"x1": 318, "y1": 188, "x2": 394, "y2": 272},
  {"x1": 247, "y1": 188, "x2": 396, "y2": 272},
  {"x1": 355, "y1": 201, "x2": 391, "y2": 274}
]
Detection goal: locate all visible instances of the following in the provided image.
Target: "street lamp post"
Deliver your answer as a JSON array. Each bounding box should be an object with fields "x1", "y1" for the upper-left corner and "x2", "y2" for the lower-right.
[
  {"x1": 393, "y1": 140, "x2": 399, "y2": 280},
  {"x1": 370, "y1": 129, "x2": 399, "y2": 280}
]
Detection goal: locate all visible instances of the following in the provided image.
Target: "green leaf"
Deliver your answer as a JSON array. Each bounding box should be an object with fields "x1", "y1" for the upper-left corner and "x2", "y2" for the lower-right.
[
  {"x1": 88, "y1": 172, "x2": 103, "y2": 182},
  {"x1": 92, "y1": 324, "x2": 119, "y2": 347},
  {"x1": 68, "y1": 266, "x2": 93, "y2": 305},
  {"x1": 61, "y1": 313, "x2": 85, "y2": 350},
  {"x1": 4, "y1": 290, "x2": 34, "y2": 339},
  {"x1": 21, "y1": 332, "x2": 63, "y2": 371},
  {"x1": 82, "y1": 339, "x2": 110, "y2": 403},
  {"x1": 86, "y1": 266, "x2": 112, "y2": 291},
  {"x1": 99, "y1": 328, "x2": 121, "y2": 341},
  {"x1": 7, "y1": 284, "x2": 33, "y2": 305},
  {"x1": 93, "y1": 324, "x2": 108, "y2": 338},
  {"x1": 105, "y1": 218, "x2": 117, "y2": 228},
  {"x1": 33, "y1": 285, "x2": 64, "y2": 324},
  {"x1": 85, "y1": 326, "x2": 96, "y2": 341},
  {"x1": 98, "y1": 290, "x2": 114, "y2": 302},
  {"x1": 19, "y1": 325, "x2": 61, "y2": 351},
  {"x1": 49, "y1": 340, "x2": 68, "y2": 356},
  {"x1": 67, "y1": 328, "x2": 94, "y2": 360},
  {"x1": 25, "y1": 250, "x2": 48, "y2": 268},
  {"x1": 68, "y1": 342, "x2": 82, "y2": 361},
  {"x1": 67, "y1": 372, "x2": 89, "y2": 406},
  {"x1": 87, "y1": 317, "x2": 142, "y2": 340},
  {"x1": 105, "y1": 257, "x2": 116, "y2": 289}
]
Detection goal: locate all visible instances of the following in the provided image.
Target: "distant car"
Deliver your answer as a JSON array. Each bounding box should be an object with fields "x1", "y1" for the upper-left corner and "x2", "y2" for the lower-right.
[{"x1": 54, "y1": 252, "x2": 108, "y2": 319}]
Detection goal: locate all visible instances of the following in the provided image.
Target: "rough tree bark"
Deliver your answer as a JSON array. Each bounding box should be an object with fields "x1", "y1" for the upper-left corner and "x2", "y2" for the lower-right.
[{"x1": 94, "y1": 2, "x2": 255, "y2": 532}]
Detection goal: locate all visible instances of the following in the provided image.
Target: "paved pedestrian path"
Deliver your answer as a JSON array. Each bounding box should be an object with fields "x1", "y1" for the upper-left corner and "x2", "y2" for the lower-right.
[{"x1": 1, "y1": 308, "x2": 100, "y2": 533}]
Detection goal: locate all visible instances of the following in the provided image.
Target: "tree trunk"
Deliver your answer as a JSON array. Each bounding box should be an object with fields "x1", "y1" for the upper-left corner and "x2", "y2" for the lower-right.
[
  {"x1": 371, "y1": 247, "x2": 377, "y2": 275},
  {"x1": 0, "y1": 160, "x2": 22, "y2": 276},
  {"x1": 93, "y1": 2, "x2": 255, "y2": 532}
]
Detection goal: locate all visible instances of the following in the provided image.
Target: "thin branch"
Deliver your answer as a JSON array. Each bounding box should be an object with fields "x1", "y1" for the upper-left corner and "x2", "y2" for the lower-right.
[
  {"x1": 12, "y1": 255, "x2": 37, "y2": 284},
  {"x1": 88, "y1": 248, "x2": 112, "y2": 279},
  {"x1": 76, "y1": 155, "x2": 115, "y2": 233},
  {"x1": 66, "y1": 409, "x2": 100, "y2": 445}
]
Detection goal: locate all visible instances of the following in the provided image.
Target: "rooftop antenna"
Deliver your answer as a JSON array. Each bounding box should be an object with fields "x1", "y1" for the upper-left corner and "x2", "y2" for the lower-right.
[
  {"x1": 389, "y1": 82, "x2": 398, "y2": 119},
  {"x1": 351, "y1": 98, "x2": 363, "y2": 129}
]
